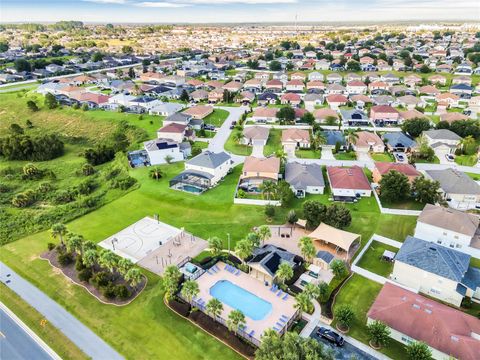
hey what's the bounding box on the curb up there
[0,302,62,360]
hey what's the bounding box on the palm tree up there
[82,240,96,253]
[245,232,260,248]
[275,149,287,164]
[345,129,358,148]
[311,131,327,151]
[303,283,320,300]
[206,298,223,322]
[125,268,142,290]
[256,225,271,246]
[82,249,98,269]
[99,250,117,273]
[227,309,246,335]
[294,292,313,318]
[149,167,164,181]
[275,262,294,285]
[233,131,244,145]
[235,239,253,264]
[298,236,316,263]
[259,180,276,200]
[163,265,181,300]
[181,280,200,304]
[207,237,223,258]
[117,258,133,277]
[66,234,83,255]
[51,223,67,246]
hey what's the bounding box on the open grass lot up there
[224,130,252,156]
[356,241,399,277]
[333,151,357,160]
[0,284,88,360]
[332,275,409,359]
[381,199,426,210]
[370,153,394,162]
[295,148,321,159]
[263,128,282,157]
[203,109,229,127]
[455,154,478,167]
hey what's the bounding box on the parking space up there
[310,327,377,360]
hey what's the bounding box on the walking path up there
[0,262,124,360]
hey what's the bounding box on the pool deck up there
[194,261,297,343]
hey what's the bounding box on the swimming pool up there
[182,185,203,193]
[209,280,272,320]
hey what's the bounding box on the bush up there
[90,271,110,288]
[0,133,64,161]
[47,242,56,251]
[57,252,73,266]
[0,183,10,193]
[104,168,121,180]
[100,284,116,299]
[75,256,86,272]
[77,178,97,195]
[78,268,93,282]
[11,190,36,208]
[265,204,275,218]
[110,176,137,190]
[84,145,115,166]
[82,163,95,176]
[237,189,246,198]
[115,284,131,300]
[37,182,54,194]
[53,189,76,204]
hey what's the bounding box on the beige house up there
[281,128,310,153]
[353,131,385,153]
[241,156,280,182]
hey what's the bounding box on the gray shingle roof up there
[425,168,480,195]
[395,236,470,282]
[382,132,417,148]
[247,244,296,277]
[322,130,345,146]
[285,162,325,190]
[423,129,462,141]
[186,150,231,169]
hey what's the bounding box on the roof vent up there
[429,247,437,251]
[424,309,432,314]
[451,336,459,342]
[412,304,420,309]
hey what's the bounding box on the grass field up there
[455,154,478,167]
[370,153,394,162]
[263,128,282,157]
[0,284,88,360]
[203,109,229,127]
[356,241,399,277]
[224,130,252,156]
[295,148,321,159]
[381,199,426,211]
[332,275,409,359]
[334,151,357,160]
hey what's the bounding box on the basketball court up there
[99,216,208,274]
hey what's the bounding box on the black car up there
[317,327,345,346]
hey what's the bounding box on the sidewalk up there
[0,261,123,360]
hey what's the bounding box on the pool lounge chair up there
[213,265,219,272]
[280,315,289,320]
[248,330,255,337]
[276,322,283,328]
[278,318,286,323]
[273,326,280,332]
[235,269,241,276]
[224,264,229,270]
[270,284,277,292]
[282,293,288,300]
[276,290,283,297]
[210,267,217,273]
[206,269,213,275]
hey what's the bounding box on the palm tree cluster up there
[50,223,143,300]
[234,225,272,265]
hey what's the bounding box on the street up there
[310,327,378,360]
[0,308,55,360]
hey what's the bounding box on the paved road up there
[0,307,57,360]
[0,262,123,360]
[310,328,378,360]
[209,106,248,165]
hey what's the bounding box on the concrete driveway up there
[251,144,264,158]
[356,151,371,162]
[321,148,335,160]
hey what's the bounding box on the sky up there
[1,0,479,24]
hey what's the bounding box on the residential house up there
[396,95,425,110]
[326,94,348,110]
[370,105,400,125]
[169,151,233,193]
[157,123,192,143]
[144,138,186,165]
[183,105,213,120]
[391,236,480,307]
[285,162,325,198]
[239,156,281,192]
[322,130,345,150]
[163,112,193,127]
[425,168,480,208]
[307,72,324,82]
[382,132,418,153]
[257,92,278,106]
[340,109,370,126]
[281,128,310,152]
[326,73,342,84]
[281,92,302,106]
[247,245,300,285]
[285,80,304,93]
[367,282,480,360]
[306,81,326,92]
[242,126,269,146]
[265,80,284,93]
[439,112,469,124]
[326,166,372,200]
[372,162,420,183]
[208,88,225,103]
[314,108,339,123]
[149,102,184,117]
[190,89,209,102]
[353,131,385,153]
[251,107,278,123]
[346,80,367,95]
[304,93,323,111]
[415,204,480,257]
[423,129,461,157]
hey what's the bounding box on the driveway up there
[310,328,377,360]
[356,151,372,162]
[251,144,265,158]
[321,148,335,160]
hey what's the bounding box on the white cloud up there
[82,0,128,4]
[137,1,191,7]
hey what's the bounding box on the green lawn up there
[263,128,282,157]
[192,141,209,150]
[381,199,426,211]
[455,154,478,167]
[203,109,229,127]
[413,156,440,164]
[224,130,252,156]
[356,241,399,277]
[465,172,480,181]
[334,151,357,161]
[332,275,409,359]
[295,148,321,159]
[0,284,88,360]
[370,153,394,162]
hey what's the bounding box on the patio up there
[193,261,298,345]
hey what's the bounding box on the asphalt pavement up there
[0,308,55,360]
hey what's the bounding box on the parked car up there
[204,124,216,131]
[445,154,455,162]
[395,153,405,162]
[317,327,345,347]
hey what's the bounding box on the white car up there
[445,154,455,162]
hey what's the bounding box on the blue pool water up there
[209,280,272,320]
[182,185,203,193]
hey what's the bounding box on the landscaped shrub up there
[78,268,93,282]
[75,256,86,272]
[81,163,95,176]
[115,284,131,300]
[11,190,36,208]
[100,284,116,299]
[90,271,110,288]
[57,252,73,266]
[47,242,56,251]
[77,178,97,195]
[104,168,121,180]
[0,133,64,161]
[109,176,137,190]
[265,204,275,218]
[36,182,54,194]
[84,145,115,166]
[53,189,76,204]
[0,183,10,193]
